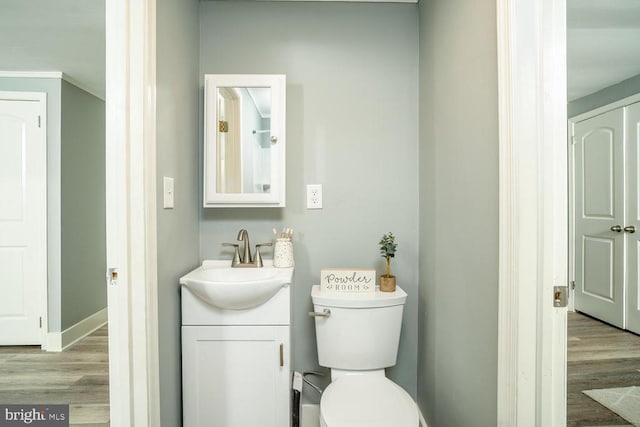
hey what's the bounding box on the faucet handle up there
[222,243,241,266]
[254,243,273,268]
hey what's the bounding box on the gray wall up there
[569,72,640,118]
[199,2,419,399]
[156,0,200,425]
[418,0,499,426]
[60,80,106,330]
[0,77,105,332]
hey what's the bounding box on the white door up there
[626,102,640,334]
[573,108,625,328]
[0,94,46,345]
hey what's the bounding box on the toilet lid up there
[320,376,418,427]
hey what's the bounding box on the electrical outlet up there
[306,184,322,209]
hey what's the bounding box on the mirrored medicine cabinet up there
[203,74,286,207]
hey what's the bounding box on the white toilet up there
[311,285,419,427]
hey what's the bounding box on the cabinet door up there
[573,108,625,328]
[182,325,290,427]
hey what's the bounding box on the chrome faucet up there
[222,229,272,268]
[237,229,252,265]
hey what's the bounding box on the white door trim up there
[105,0,160,425]
[0,90,48,348]
[497,0,568,425]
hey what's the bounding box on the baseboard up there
[44,308,107,352]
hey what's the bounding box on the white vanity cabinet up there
[181,284,291,427]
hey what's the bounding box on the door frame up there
[496,0,568,425]
[0,90,48,348]
[111,0,569,424]
[105,0,160,424]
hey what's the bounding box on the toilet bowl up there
[311,285,418,426]
[320,375,417,427]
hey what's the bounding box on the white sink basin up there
[180,260,294,310]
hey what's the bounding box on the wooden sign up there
[320,269,376,293]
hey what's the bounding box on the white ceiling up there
[567,0,640,101]
[0,1,637,103]
[0,0,105,98]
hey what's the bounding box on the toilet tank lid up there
[311,285,407,308]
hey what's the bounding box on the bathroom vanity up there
[180,261,293,427]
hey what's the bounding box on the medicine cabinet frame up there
[203,74,286,207]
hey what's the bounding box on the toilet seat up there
[319,375,418,427]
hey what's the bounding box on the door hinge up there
[39,317,42,328]
[571,280,576,290]
[37,115,41,128]
[553,285,568,308]
[219,120,229,133]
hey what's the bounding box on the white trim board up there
[0,71,105,101]
[44,308,107,352]
[105,0,160,424]
[0,71,63,79]
[497,0,568,424]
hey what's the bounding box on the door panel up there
[582,236,615,301]
[0,97,46,344]
[582,128,615,217]
[574,108,625,328]
[626,102,640,334]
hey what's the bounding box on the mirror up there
[204,74,286,207]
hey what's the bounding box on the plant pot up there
[380,275,396,292]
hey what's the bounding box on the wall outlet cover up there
[306,184,322,209]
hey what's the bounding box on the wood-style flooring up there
[1,315,637,426]
[0,325,109,426]
[568,311,640,427]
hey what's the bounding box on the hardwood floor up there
[0,325,109,426]
[568,311,640,427]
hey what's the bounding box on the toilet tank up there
[311,285,407,371]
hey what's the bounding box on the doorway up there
[570,98,640,334]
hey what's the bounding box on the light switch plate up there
[163,176,174,209]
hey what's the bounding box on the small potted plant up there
[379,232,397,292]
